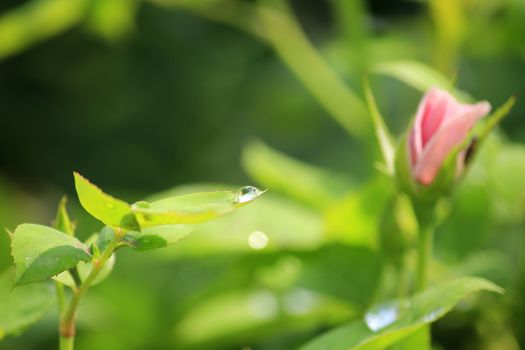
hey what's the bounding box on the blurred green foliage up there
[1,0,525,349]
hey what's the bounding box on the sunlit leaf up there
[242,141,353,209]
[299,277,502,350]
[0,268,54,339]
[131,187,263,228]
[74,172,139,231]
[10,224,92,286]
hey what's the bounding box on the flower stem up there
[59,335,75,350]
[59,232,120,350]
[54,281,66,314]
[415,223,434,292]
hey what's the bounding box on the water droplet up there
[104,202,115,209]
[248,230,268,250]
[422,307,445,323]
[365,301,399,332]
[24,257,32,267]
[131,201,150,211]
[283,288,317,316]
[249,290,278,320]
[236,186,264,204]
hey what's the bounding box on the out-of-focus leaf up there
[124,225,194,251]
[131,186,263,228]
[380,194,417,269]
[254,0,369,137]
[74,172,139,231]
[298,244,382,309]
[299,277,502,350]
[487,141,525,221]
[0,268,54,339]
[53,233,115,287]
[0,0,89,58]
[435,175,491,259]
[242,141,353,209]
[372,60,470,101]
[173,287,355,348]
[325,178,393,247]
[429,0,465,74]
[10,224,92,286]
[86,0,138,40]
[364,79,395,175]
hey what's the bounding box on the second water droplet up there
[365,301,399,332]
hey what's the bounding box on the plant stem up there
[54,281,66,315]
[59,335,75,350]
[415,223,434,292]
[59,233,119,350]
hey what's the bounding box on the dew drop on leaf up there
[365,301,399,332]
[236,186,264,204]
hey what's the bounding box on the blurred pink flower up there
[408,88,491,185]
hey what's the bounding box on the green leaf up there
[476,96,515,143]
[53,233,115,287]
[298,245,383,309]
[372,60,470,101]
[0,268,54,339]
[173,287,355,348]
[10,224,92,286]
[363,78,395,175]
[387,327,431,350]
[325,177,393,247]
[124,225,194,251]
[242,141,353,209]
[131,187,263,228]
[53,196,75,236]
[73,172,139,230]
[299,277,502,350]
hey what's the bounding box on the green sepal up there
[52,196,75,236]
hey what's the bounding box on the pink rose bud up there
[408,88,491,185]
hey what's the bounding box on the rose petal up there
[420,90,450,146]
[413,101,491,185]
[411,88,457,163]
